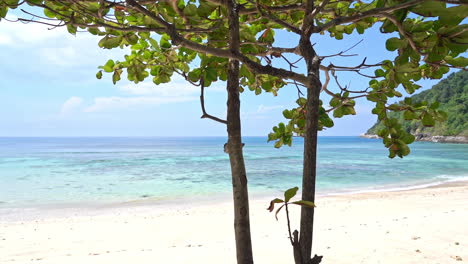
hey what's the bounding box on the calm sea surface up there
[0,137,467,208]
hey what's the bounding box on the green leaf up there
[402,134,415,144]
[284,187,298,202]
[112,70,121,84]
[439,6,468,26]
[153,74,171,84]
[274,140,282,148]
[67,24,77,35]
[444,57,468,68]
[149,38,159,49]
[296,97,307,106]
[88,28,100,35]
[204,67,217,82]
[320,115,334,128]
[403,110,416,120]
[283,109,293,119]
[386,38,405,51]
[102,59,115,72]
[184,4,197,16]
[291,200,315,208]
[126,34,139,45]
[188,68,201,82]
[329,97,340,107]
[375,69,385,77]
[0,7,8,19]
[160,34,171,49]
[96,70,103,79]
[411,1,446,17]
[267,198,284,212]
[43,8,55,18]
[98,36,123,49]
[422,113,435,127]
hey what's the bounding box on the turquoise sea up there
[0,137,467,208]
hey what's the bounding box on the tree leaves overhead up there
[367,70,468,142]
[0,0,466,158]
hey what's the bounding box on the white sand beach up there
[1,182,467,264]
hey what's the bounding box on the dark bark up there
[298,68,321,264]
[294,28,323,264]
[226,1,254,264]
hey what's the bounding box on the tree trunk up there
[295,33,323,264]
[298,78,322,264]
[226,1,254,264]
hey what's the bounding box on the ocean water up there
[0,137,467,208]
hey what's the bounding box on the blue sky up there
[0,13,446,137]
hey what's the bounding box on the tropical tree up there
[1,0,466,264]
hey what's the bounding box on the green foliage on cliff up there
[367,70,468,136]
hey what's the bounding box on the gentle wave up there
[322,174,468,196]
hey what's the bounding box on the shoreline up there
[1,180,467,263]
[2,178,468,221]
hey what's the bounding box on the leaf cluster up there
[368,70,468,139]
[268,97,334,148]
[267,187,315,221]
[1,0,467,158]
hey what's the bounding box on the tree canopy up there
[367,70,468,137]
[1,0,467,263]
[2,0,466,159]
[1,1,466,158]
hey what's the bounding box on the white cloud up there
[0,34,12,45]
[0,15,67,45]
[83,96,197,113]
[241,104,284,120]
[40,47,78,66]
[120,81,199,97]
[60,96,83,116]
[0,14,121,68]
[120,76,225,97]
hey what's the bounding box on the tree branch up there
[200,78,227,124]
[320,66,340,98]
[301,0,316,35]
[248,0,302,34]
[125,0,308,84]
[306,0,330,27]
[381,14,421,56]
[319,39,362,59]
[204,0,305,15]
[313,0,426,33]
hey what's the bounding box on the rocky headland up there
[361,133,468,144]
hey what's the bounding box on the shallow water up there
[0,137,467,207]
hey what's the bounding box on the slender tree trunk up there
[295,33,323,264]
[226,1,254,264]
[299,77,321,264]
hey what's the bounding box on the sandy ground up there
[1,182,467,264]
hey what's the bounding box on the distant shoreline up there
[360,133,468,144]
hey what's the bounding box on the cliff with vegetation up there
[364,71,468,143]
